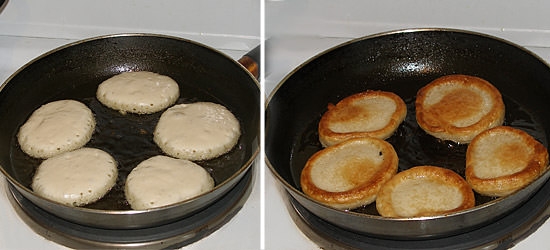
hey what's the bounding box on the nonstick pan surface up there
[266,28,550,239]
[0,34,260,229]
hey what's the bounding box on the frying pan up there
[266,28,550,239]
[0,34,260,229]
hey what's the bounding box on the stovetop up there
[0,34,260,250]
[3,1,550,249]
[264,35,550,250]
[0,1,260,247]
[6,166,256,249]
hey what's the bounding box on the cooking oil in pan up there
[289,94,547,215]
[9,92,248,211]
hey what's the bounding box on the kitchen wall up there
[266,0,550,47]
[0,0,260,51]
[0,0,260,86]
[3,0,550,72]
[3,0,550,67]
[264,0,550,94]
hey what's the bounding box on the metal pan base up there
[285,178,550,250]
[6,167,254,249]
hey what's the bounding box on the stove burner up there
[6,167,255,249]
[285,178,550,250]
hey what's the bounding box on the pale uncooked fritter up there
[17,99,95,159]
[153,102,241,161]
[96,71,180,114]
[31,147,118,207]
[125,155,215,210]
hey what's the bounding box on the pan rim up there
[265,27,550,223]
[0,33,260,215]
[266,158,550,222]
[266,27,550,104]
[1,33,261,92]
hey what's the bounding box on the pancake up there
[318,90,407,147]
[31,147,118,207]
[125,155,215,210]
[17,99,95,159]
[376,166,475,218]
[465,126,549,197]
[415,74,505,143]
[96,71,180,114]
[153,102,241,161]
[300,137,399,210]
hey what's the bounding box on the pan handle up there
[238,44,261,80]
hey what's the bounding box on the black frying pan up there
[266,28,550,239]
[0,34,260,229]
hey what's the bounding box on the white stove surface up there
[0,1,260,249]
[0,35,261,250]
[264,1,550,248]
[2,1,550,249]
